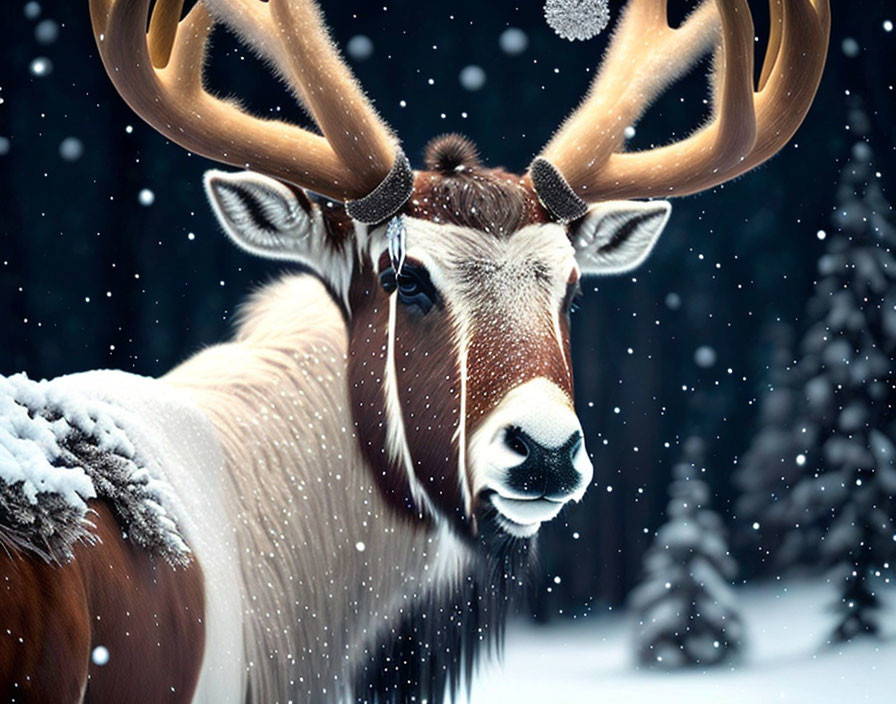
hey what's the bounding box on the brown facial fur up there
[347,261,467,529]
[405,168,549,237]
[465,308,573,434]
[0,502,205,703]
[347,270,418,518]
[346,144,576,532]
[393,295,466,528]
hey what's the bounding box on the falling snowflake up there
[345,34,373,61]
[138,188,155,206]
[499,27,529,55]
[92,646,110,666]
[841,37,860,57]
[59,137,84,162]
[694,345,717,368]
[544,0,610,42]
[29,57,52,77]
[23,2,41,21]
[35,18,59,45]
[459,65,487,91]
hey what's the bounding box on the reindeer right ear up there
[203,170,318,262]
[571,200,671,276]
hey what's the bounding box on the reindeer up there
[0,0,829,702]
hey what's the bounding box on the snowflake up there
[544,0,610,42]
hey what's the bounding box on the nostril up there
[500,427,585,501]
[504,426,530,459]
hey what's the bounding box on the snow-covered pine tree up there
[782,126,896,642]
[631,436,743,667]
[734,323,803,570]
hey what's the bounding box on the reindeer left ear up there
[203,169,317,262]
[571,200,671,275]
[204,169,356,304]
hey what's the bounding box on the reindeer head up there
[91,0,830,541]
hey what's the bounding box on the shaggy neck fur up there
[165,274,529,703]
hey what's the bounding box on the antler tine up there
[591,0,828,199]
[205,0,397,189]
[162,1,227,96]
[199,1,307,102]
[271,0,396,187]
[90,0,406,210]
[147,0,185,68]
[539,0,721,194]
[757,0,784,91]
[589,0,759,194]
[532,0,830,213]
[743,0,831,169]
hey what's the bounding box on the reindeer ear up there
[203,169,317,262]
[572,200,671,275]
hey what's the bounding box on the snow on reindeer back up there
[0,372,190,567]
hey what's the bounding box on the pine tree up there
[734,323,803,570]
[781,126,896,641]
[631,437,743,667]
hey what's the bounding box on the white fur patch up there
[425,525,471,586]
[44,370,247,702]
[454,322,473,517]
[383,293,437,520]
[468,377,592,508]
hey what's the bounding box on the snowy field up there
[471,581,895,703]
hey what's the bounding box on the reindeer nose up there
[502,426,584,501]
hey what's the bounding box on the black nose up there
[502,427,583,500]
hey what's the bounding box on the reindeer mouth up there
[489,494,565,538]
[494,514,540,539]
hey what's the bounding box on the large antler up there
[89,0,412,222]
[530,0,831,222]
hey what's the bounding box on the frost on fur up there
[0,373,190,566]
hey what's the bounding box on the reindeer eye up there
[380,268,397,294]
[397,272,420,296]
[379,265,438,315]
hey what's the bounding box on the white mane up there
[163,273,471,702]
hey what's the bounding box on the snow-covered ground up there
[471,580,895,703]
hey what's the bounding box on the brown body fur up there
[0,503,205,703]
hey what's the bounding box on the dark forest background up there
[1,0,894,618]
